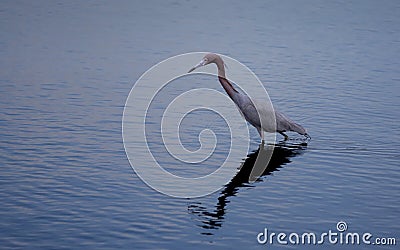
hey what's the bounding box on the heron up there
[188,53,310,142]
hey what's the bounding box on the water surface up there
[0,1,399,249]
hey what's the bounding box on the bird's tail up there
[289,121,308,136]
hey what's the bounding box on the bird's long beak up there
[188,59,206,73]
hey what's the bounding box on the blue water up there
[1,1,399,249]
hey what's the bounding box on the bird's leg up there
[261,131,265,144]
[258,128,265,144]
[279,131,289,141]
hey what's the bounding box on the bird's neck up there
[214,56,226,78]
[218,76,239,100]
[214,56,239,99]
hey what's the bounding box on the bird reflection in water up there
[188,141,307,234]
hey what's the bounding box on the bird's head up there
[188,53,221,73]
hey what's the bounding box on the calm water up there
[1,1,399,249]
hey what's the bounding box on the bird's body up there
[189,53,310,141]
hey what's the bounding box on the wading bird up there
[188,53,310,142]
